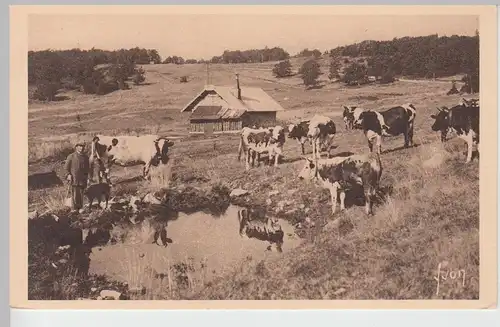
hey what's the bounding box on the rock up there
[230,188,249,197]
[58,259,68,264]
[285,209,298,215]
[64,197,73,208]
[56,245,71,253]
[333,287,346,296]
[305,208,310,213]
[96,296,103,300]
[268,190,279,196]
[287,189,297,196]
[99,290,121,300]
[28,210,38,219]
[91,287,98,292]
[299,204,305,210]
[266,199,272,206]
[143,193,162,204]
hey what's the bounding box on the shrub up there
[379,70,396,84]
[31,82,61,101]
[180,76,188,83]
[272,60,293,78]
[298,59,321,87]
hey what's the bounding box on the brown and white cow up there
[237,126,286,170]
[298,153,382,215]
[351,103,417,155]
[306,115,337,160]
[237,207,284,252]
[94,134,174,181]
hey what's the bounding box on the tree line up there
[329,33,479,79]
[272,33,479,92]
[28,47,160,101]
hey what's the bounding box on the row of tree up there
[329,33,479,79]
[28,47,152,101]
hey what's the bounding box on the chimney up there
[236,73,242,100]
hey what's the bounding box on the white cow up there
[96,134,174,180]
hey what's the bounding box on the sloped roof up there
[181,85,285,113]
[190,105,224,120]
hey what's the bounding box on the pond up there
[88,205,302,297]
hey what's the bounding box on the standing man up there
[65,142,90,213]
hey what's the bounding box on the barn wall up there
[243,112,277,128]
[221,119,242,132]
[190,119,240,134]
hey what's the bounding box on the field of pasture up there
[28,59,479,300]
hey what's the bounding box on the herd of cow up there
[236,97,479,216]
[88,97,479,218]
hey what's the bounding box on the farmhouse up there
[180,74,285,134]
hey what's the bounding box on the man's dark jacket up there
[65,151,90,187]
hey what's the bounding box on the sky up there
[28,14,479,60]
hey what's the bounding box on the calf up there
[237,207,284,252]
[352,103,417,155]
[287,120,311,155]
[306,115,337,159]
[298,153,382,215]
[84,182,111,212]
[430,104,480,163]
[237,126,286,170]
[342,106,356,130]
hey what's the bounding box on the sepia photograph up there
[10,5,497,309]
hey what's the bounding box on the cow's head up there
[101,138,119,165]
[350,108,365,128]
[342,105,356,118]
[430,107,451,132]
[155,138,174,164]
[298,157,318,181]
[270,126,285,144]
[287,124,298,138]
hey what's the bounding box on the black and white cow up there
[430,103,480,163]
[287,120,311,155]
[237,126,286,170]
[306,115,337,160]
[298,153,382,216]
[351,103,417,155]
[237,207,284,252]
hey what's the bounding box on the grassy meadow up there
[28,57,479,300]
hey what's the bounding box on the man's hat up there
[75,142,85,147]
